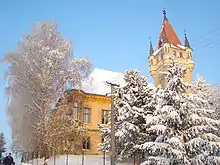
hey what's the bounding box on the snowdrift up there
[22,155,133,165]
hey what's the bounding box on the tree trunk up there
[134,151,141,165]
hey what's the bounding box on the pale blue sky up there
[1,0,220,153]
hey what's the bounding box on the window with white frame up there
[102,109,109,124]
[83,107,91,123]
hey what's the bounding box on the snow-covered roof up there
[152,47,163,56]
[82,68,125,95]
[177,44,187,50]
[170,44,186,50]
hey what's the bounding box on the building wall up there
[82,94,111,155]
[149,43,194,87]
[54,90,111,155]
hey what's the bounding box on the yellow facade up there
[83,93,111,155]
[149,43,194,88]
[68,89,111,155]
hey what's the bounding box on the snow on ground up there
[21,155,133,165]
[82,68,125,95]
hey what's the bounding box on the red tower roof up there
[157,10,182,48]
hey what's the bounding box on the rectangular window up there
[83,137,91,150]
[83,107,91,123]
[73,102,78,120]
[102,110,109,124]
[179,52,183,58]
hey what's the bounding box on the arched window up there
[151,59,153,65]
[83,137,91,149]
[161,53,163,60]
[188,52,192,58]
[166,47,169,53]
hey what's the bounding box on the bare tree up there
[43,92,86,157]
[3,22,92,155]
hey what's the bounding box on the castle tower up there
[148,9,194,88]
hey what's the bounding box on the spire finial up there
[149,39,154,56]
[163,8,168,20]
[184,29,187,37]
[184,30,192,49]
[163,8,166,16]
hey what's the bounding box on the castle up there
[149,9,194,88]
[55,10,194,155]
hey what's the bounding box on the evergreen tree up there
[191,76,220,120]
[0,132,6,159]
[99,69,157,160]
[211,86,220,119]
[190,76,213,109]
[138,60,220,165]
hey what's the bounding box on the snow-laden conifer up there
[99,69,157,160]
[139,59,220,165]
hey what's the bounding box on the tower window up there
[173,51,176,56]
[188,52,192,58]
[151,59,153,65]
[165,47,169,53]
[161,53,163,60]
[179,52,183,58]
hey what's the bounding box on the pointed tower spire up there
[157,9,182,48]
[149,40,154,55]
[184,32,191,49]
